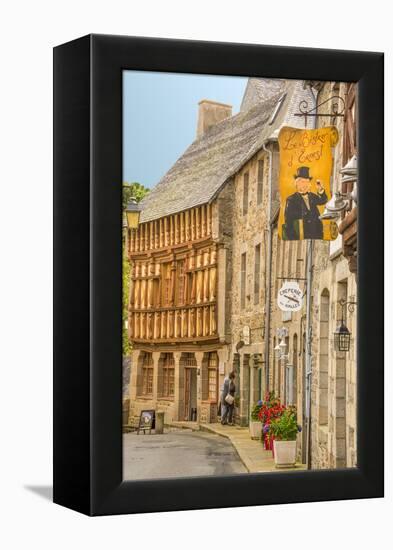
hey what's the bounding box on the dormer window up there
[269,93,286,125]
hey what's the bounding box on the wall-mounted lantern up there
[319,155,358,221]
[274,328,289,361]
[334,299,357,352]
[125,198,141,229]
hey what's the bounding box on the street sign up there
[277,281,303,312]
[137,409,155,435]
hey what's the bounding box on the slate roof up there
[240,78,286,112]
[139,79,314,223]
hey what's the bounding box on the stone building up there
[267,80,358,468]
[125,76,358,468]
[226,80,314,426]
[125,81,297,425]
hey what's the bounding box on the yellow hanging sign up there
[278,126,339,240]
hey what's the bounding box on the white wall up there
[1,1,390,549]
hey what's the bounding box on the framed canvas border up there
[53,34,384,516]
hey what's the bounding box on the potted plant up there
[258,392,285,451]
[249,401,263,439]
[269,409,302,467]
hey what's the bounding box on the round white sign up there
[277,281,303,312]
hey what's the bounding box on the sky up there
[123,71,248,188]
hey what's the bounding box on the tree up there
[122,181,149,356]
[122,181,150,209]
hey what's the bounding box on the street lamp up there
[334,299,357,352]
[319,155,358,221]
[125,198,141,229]
[334,323,351,352]
[279,338,287,354]
[319,192,351,220]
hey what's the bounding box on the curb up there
[199,424,252,472]
[165,421,200,431]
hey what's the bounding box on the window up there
[241,252,246,309]
[142,353,154,395]
[162,353,175,397]
[343,83,357,165]
[161,262,172,306]
[175,260,186,305]
[243,172,249,215]
[257,160,264,205]
[207,352,218,401]
[269,93,286,125]
[254,243,261,305]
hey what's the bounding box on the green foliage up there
[269,409,299,441]
[122,181,150,209]
[122,246,132,356]
[251,403,262,421]
[122,181,149,356]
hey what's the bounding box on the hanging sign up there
[278,126,339,241]
[277,281,303,312]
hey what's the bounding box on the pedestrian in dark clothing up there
[221,371,236,426]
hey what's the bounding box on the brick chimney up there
[196,99,232,138]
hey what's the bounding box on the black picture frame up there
[53,34,384,516]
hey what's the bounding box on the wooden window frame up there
[162,353,175,398]
[161,262,171,307]
[207,352,218,401]
[175,259,185,306]
[141,354,154,396]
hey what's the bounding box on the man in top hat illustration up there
[283,166,328,240]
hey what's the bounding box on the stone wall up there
[228,150,271,425]
[267,81,358,468]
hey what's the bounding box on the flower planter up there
[273,440,297,467]
[249,421,262,440]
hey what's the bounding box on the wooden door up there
[184,368,197,420]
[184,368,191,420]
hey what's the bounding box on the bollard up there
[155,411,164,434]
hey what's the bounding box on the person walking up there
[221,371,236,426]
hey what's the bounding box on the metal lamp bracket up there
[294,95,345,126]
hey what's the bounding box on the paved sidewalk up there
[201,423,306,473]
[167,420,306,473]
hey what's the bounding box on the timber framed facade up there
[126,202,227,424]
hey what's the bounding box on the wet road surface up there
[123,429,246,480]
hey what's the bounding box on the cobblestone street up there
[123,429,246,480]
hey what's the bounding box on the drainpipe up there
[304,85,319,469]
[262,141,273,396]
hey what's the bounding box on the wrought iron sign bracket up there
[294,95,345,126]
[339,299,357,315]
